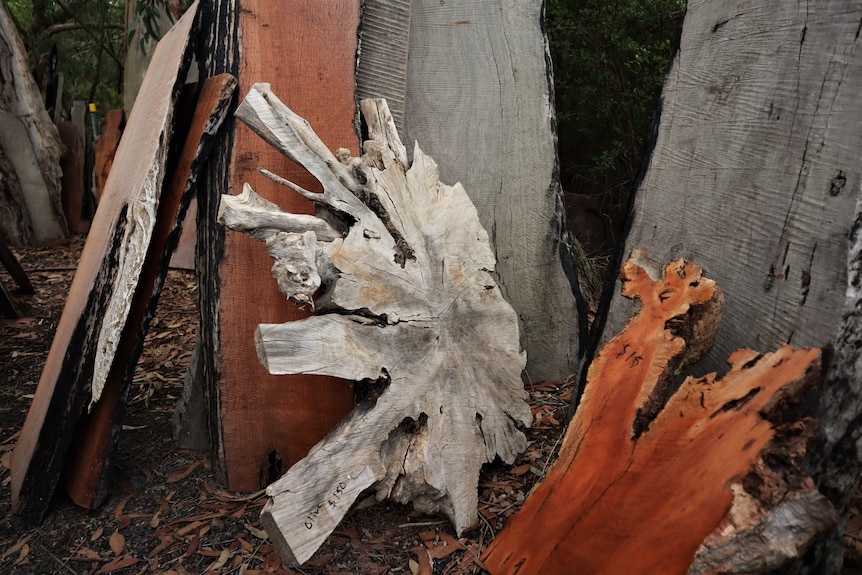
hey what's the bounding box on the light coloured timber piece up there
[602,1,862,373]
[483,252,834,575]
[403,0,580,382]
[220,86,531,565]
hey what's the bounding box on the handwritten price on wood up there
[304,481,348,529]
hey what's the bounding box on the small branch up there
[46,22,124,36]
[218,183,341,242]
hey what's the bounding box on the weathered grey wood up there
[602,1,862,372]
[593,2,862,573]
[403,0,581,382]
[356,0,410,136]
[0,0,67,246]
[220,86,531,565]
[777,194,862,574]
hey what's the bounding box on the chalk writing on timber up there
[304,480,349,529]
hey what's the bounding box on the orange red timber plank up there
[215,0,359,490]
[483,252,828,575]
[61,74,236,509]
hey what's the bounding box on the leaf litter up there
[3,235,856,573]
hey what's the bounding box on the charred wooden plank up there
[10,2,200,522]
[61,74,236,510]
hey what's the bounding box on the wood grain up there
[484,253,833,574]
[602,1,862,373]
[403,0,580,381]
[215,0,359,491]
[221,92,530,564]
[10,2,199,522]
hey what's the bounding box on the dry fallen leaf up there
[208,548,232,571]
[76,546,101,560]
[96,554,139,574]
[410,545,433,575]
[244,522,268,540]
[109,530,125,556]
[13,543,30,566]
[90,526,104,542]
[165,460,202,483]
[1,534,31,559]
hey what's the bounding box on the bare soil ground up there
[0,235,575,575]
[1,236,861,575]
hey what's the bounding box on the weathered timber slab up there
[789,192,862,574]
[483,252,835,575]
[601,1,862,374]
[402,0,580,382]
[220,89,531,565]
[61,74,236,510]
[199,0,359,491]
[10,2,199,522]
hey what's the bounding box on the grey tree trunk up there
[0,0,67,246]
[595,1,862,572]
[398,0,582,382]
[123,0,177,114]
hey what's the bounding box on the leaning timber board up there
[402,0,580,382]
[62,75,236,510]
[10,2,199,522]
[212,0,358,490]
[600,1,862,373]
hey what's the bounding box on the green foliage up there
[546,0,686,206]
[127,0,192,56]
[7,0,126,113]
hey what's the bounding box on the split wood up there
[483,251,837,575]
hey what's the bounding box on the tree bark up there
[0,0,67,246]
[220,88,530,566]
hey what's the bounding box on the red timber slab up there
[483,253,828,575]
[216,0,359,490]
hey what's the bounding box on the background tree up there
[546,0,685,262]
[6,0,125,115]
